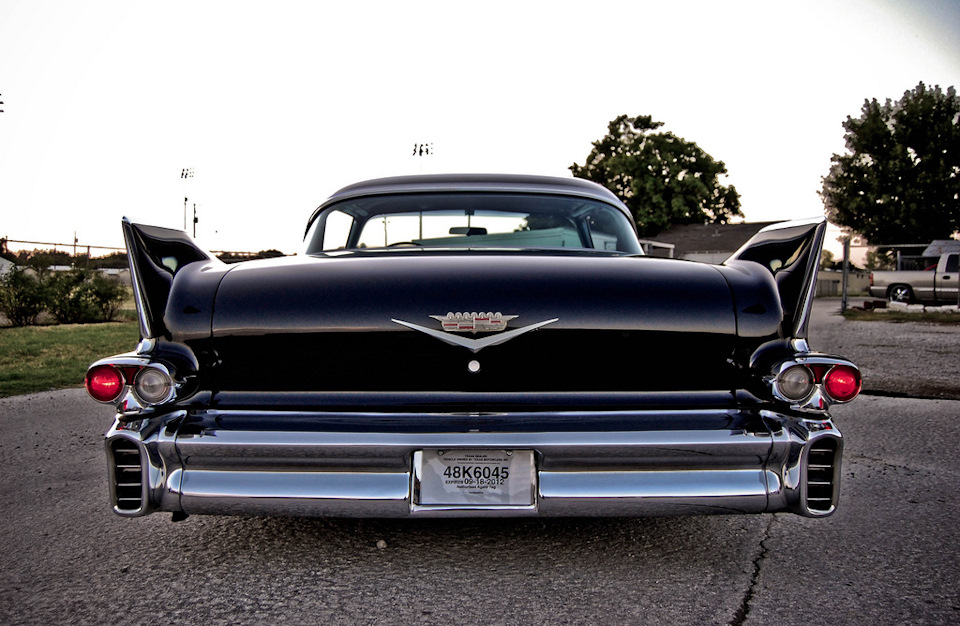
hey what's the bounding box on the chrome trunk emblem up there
[391,314,558,353]
[429,312,518,334]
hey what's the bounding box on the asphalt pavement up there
[0,299,957,625]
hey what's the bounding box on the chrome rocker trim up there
[106,407,842,519]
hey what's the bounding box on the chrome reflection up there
[102,406,843,520]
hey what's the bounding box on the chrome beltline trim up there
[121,218,153,340]
[792,218,827,339]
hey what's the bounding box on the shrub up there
[88,272,127,321]
[0,267,126,326]
[46,269,126,324]
[0,268,48,326]
[46,270,97,323]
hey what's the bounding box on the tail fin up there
[122,219,216,339]
[724,217,826,340]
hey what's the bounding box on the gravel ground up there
[808,297,960,400]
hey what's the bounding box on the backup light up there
[85,365,125,403]
[134,366,174,405]
[777,364,814,401]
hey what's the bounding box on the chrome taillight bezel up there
[768,356,862,413]
[85,355,180,416]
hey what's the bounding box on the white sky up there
[1,0,958,255]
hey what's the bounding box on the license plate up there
[416,449,535,506]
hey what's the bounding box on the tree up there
[570,115,742,236]
[820,249,836,270]
[864,250,896,272]
[821,82,960,245]
[91,251,129,269]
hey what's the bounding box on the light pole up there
[412,144,432,237]
[181,168,194,230]
[412,142,433,173]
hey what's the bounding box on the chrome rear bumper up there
[105,407,842,519]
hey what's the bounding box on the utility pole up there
[841,237,850,314]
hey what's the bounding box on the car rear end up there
[86,177,861,521]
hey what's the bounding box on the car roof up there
[318,174,632,221]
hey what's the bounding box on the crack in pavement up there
[729,516,775,626]
[844,452,930,473]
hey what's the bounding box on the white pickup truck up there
[869,252,959,304]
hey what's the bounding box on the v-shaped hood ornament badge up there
[391,317,559,353]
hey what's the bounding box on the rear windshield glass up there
[304,193,642,255]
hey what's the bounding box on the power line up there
[2,238,125,253]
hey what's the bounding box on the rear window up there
[304,193,642,255]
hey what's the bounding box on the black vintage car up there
[85,174,861,520]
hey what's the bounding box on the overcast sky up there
[1,0,958,255]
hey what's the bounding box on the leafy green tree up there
[864,250,896,272]
[91,251,129,269]
[9,249,73,277]
[570,114,742,236]
[820,249,836,270]
[821,82,960,244]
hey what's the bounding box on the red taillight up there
[823,365,862,402]
[85,365,125,403]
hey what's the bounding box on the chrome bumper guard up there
[105,408,842,519]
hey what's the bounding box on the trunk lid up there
[205,252,752,393]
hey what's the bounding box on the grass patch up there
[842,309,960,324]
[0,321,140,397]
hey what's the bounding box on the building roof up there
[922,240,960,257]
[648,222,778,257]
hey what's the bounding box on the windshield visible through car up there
[304,193,642,254]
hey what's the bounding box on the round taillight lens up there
[777,365,814,401]
[85,365,125,403]
[823,365,862,402]
[134,367,173,405]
